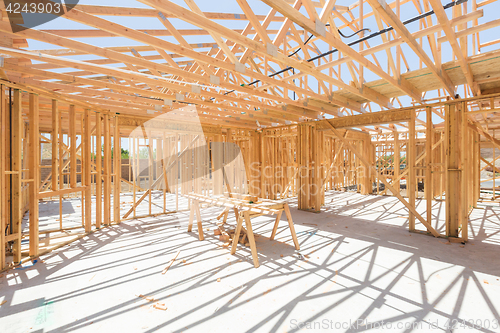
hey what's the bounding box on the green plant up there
[91,145,129,159]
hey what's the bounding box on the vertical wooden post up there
[114,116,121,223]
[260,132,266,198]
[175,134,179,211]
[84,109,91,232]
[11,89,22,263]
[312,126,323,212]
[408,110,416,231]
[394,129,400,195]
[80,114,84,223]
[0,85,5,269]
[270,132,276,199]
[304,125,310,209]
[103,114,110,225]
[460,102,468,241]
[69,105,76,188]
[58,104,63,228]
[297,125,304,209]
[28,94,39,257]
[297,124,314,211]
[161,134,167,212]
[440,130,445,200]
[147,131,153,215]
[493,141,496,200]
[156,137,163,189]
[95,112,102,228]
[473,131,480,205]
[156,136,164,211]
[445,103,461,237]
[249,131,260,197]
[213,132,223,195]
[426,107,433,228]
[132,135,137,217]
[51,100,58,191]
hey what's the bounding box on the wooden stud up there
[84,109,92,232]
[426,107,433,228]
[103,114,111,225]
[408,110,416,231]
[58,101,63,228]
[28,94,40,257]
[11,89,22,263]
[0,85,5,269]
[445,103,460,237]
[113,116,121,223]
[460,102,468,241]
[51,100,59,191]
[69,105,76,188]
[194,200,204,240]
[95,112,102,228]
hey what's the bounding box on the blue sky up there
[23,0,500,153]
[20,0,500,115]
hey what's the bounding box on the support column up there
[103,114,111,225]
[473,131,480,205]
[51,100,58,191]
[297,124,310,210]
[28,94,39,256]
[426,107,433,229]
[58,107,63,226]
[312,126,323,211]
[0,85,5,269]
[297,124,322,212]
[84,109,91,232]
[11,89,22,263]
[69,105,76,188]
[212,132,223,195]
[408,110,416,231]
[394,129,400,195]
[249,131,261,198]
[113,116,121,223]
[445,103,461,238]
[95,113,102,228]
[260,132,266,198]
[460,102,468,241]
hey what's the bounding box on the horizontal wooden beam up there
[75,4,285,21]
[39,186,87,199]
[40,28,279,38]
[316,108,412,130]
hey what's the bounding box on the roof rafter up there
[365,0,456,97]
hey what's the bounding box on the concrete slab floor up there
[1,191,500,333]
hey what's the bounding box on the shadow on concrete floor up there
[1,191,500,332]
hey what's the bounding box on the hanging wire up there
[337,28,372,39]
[216,0,468,99]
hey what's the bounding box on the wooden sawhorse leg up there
[231,210,259,268]
[270,210,283,240]
[216,207,230,224]
[188,199,204,240]
[230,208,242,255]
[243,211,259,268]
[284,203,300,250]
